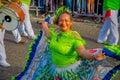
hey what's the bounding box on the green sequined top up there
[49,28,86,67]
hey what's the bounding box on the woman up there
[41,11,104,80]
[0,0,10,67]
[13,10,120,80]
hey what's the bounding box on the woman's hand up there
[95,53,105,60]
[42,22,48,28]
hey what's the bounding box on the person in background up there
[30,0,35,6]
[0,25,10,67]
[0,0,10,67]
[65,0,72,11]
[97,0,120,46]
[18,0,36,39]
[10,0,36,44]
[77,0,86,14]
[48,0,55,11]
[10,0,26,44]
[58,0,63,7]
[87,0,95,15]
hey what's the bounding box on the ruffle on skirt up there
[12,30,120,80]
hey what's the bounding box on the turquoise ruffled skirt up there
[13,30,120,80]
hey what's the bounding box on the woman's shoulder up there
[71,31,86,45]
[70,31,81,38]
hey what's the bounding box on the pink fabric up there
[89,49,97,53]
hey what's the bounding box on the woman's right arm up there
[42,22,50,39]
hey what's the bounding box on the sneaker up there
[0,61,10,67]
[81,10,85,14]
[87,13,92,16]
[16,40,25,44]
[97,41,109,45]
[21,33,28,37]
[92,12,97,16]
[28,35,36,40]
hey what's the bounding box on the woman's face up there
[58,13,72,32]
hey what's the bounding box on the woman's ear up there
[70,20,73,26]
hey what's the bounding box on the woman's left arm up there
[76,46,104,60]
[76,46,94,59]
[42,22,50,39]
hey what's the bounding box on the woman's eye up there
[65,20,69,22]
